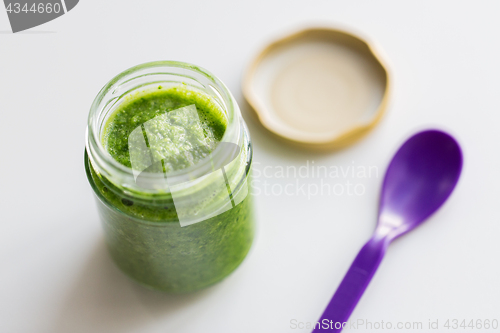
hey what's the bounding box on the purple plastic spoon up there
[313,130,463,332]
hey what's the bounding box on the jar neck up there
[85,61,242,198]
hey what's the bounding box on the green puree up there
[104,86,226,172]
[86,85,254,293]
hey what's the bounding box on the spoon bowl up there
[313,129,463,332]
[377,130,463,240]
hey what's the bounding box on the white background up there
[1,1,499,332]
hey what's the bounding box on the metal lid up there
[243,27,391,150]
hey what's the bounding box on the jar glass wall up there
[85,61,254,293]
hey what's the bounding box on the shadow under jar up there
[85,61,255,293]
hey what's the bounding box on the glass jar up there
[85,61,254,293]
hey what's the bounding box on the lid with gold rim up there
[243,27,390,150]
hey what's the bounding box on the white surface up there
[1,1,499,332]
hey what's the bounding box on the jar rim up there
[86,60,241,196]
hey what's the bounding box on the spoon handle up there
[312,236,388,332]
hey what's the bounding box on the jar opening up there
[86,61,242,197]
